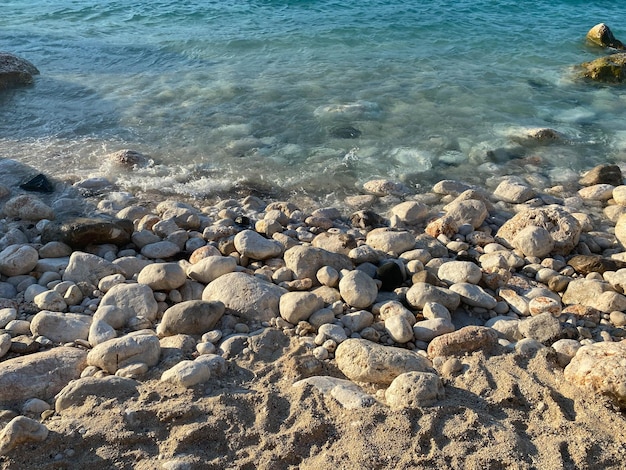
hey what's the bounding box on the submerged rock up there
[580,53,626,83]
[0,52,39,89]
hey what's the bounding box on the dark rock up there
[579,164,623,186]
[0,53,39,89]
[350,210,385,230]
[377,262,404,291]
[568,254,626,275]
[10,336,40,355]
[580,53,626,83]
[41,217,134,248]
[19,174,54,193]
[330,126,362,139]
[586,23,625,50]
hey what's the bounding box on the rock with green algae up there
[581,53,626,83]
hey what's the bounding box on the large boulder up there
[0,53,39,89]
[0,347,87,405]
[586,23,624,50]
[580,53,626,83]
[564,341,626,409]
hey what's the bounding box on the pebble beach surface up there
[2,147,626,468]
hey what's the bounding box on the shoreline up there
[1,153,626,467]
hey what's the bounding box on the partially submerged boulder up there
[0,52,39,89]
[580,53,626,83]
[586,23,624,50]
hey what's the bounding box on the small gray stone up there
[413,318,455,342]
[161,360,211,388]
[0,245,39,277]
[385,314,414,343]
[140,241,181,259]
[449,282,497,309]
[234,229,282,260]
[518,312,562,344]
[88,319,117,347]
[512,226,554,258]
[30,311,91,343]
[99,282,159,323]
[340,310,374,333]
[0,416,48,456]
[406,282,460,311]
[33,290,67,312]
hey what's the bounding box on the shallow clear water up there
[1,0,626,203]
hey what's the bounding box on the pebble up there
[137,262,187,291]
[338,270,378,309]
[161,360,211,388]
[437,260,483,285]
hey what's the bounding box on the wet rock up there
[564,341,626,409]
[19,173,54,193]
[107,149,151,168]
[330,126,362,139]
[157,300,225,337]
[586,23,624,50]
[363,179,410,197]
[0,52,39,89]
[580,52,626,83]
[335,338,434,385]
[385,371,444,409]
[41,217,133,248]
[202,272,286,322]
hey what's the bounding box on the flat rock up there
[449,282,497,309]
[140,240,181,259]
[293,376,375,409]
[0,347,87,405]
[335,338,434,385]
[564,341,626,409]
[202,272,287,322]
[157,300,225,337]
[518,312,562,344]
[41,217,133,248]
[427,326,498,358]
[30,311,91,343]
[55,375,139,413]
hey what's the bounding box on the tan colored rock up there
[385,371,444,409]
[0,416,48,456]
[427,326,498,358]
[564,340,626,409]
[335,338,434,385]
[496,206,581,255]
[586,23,624,49]
[0,347,87,405]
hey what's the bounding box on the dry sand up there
[3,331,625,470]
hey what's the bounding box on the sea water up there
[1,0,626,203]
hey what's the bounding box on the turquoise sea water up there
[1,0,626,202]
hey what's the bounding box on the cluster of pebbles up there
[2,154,626,454]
